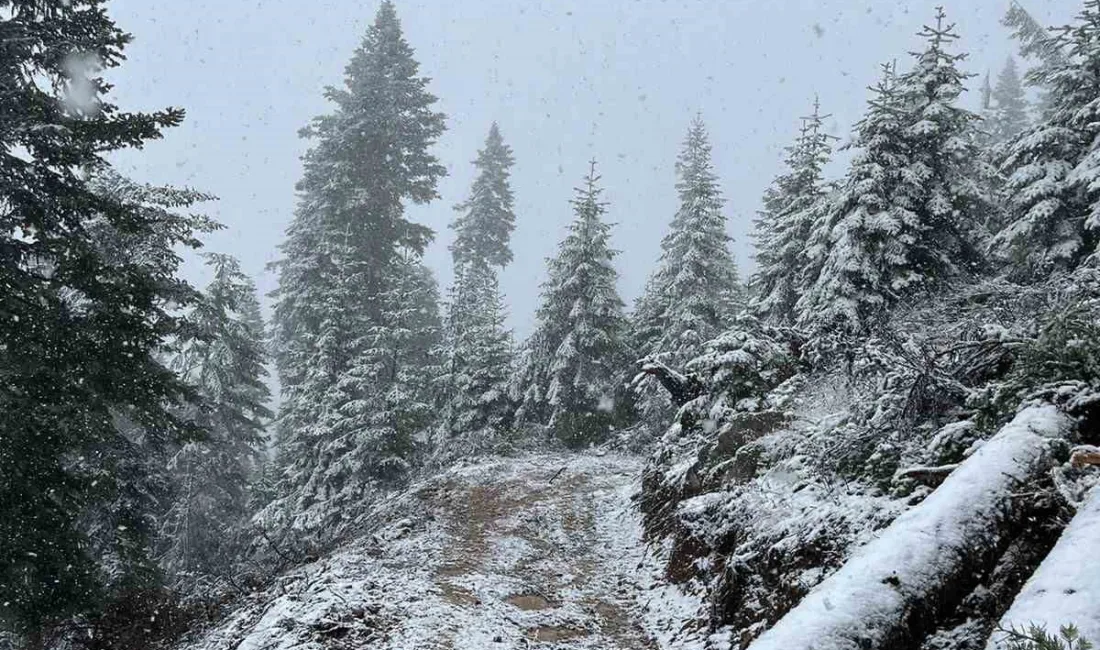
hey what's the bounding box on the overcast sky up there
[105,0,1080,337]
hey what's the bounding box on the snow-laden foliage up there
[0,6,211,627]
[752,98,836,327]
[267,256,443,541]
[994,2,1100,275]
[449,123,517,269]
[631,117,743,433]
[641,315,800,523]
[438,123,519,460]
[439,260,516,458]
[640,259,1100,648]
[158,254,271,594]
[798,11,992,344]
[517,162,630,447]
[268,0,447,540]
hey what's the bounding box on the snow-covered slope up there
[180,453,706,650]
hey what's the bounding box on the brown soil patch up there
[505,593,552,611]
[526,624,588,642]
[589,599,655,646]
[439,582,479,606]
[436,563,468,578]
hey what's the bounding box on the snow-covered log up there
[635,359,705,407]
[986,485,1100,649]
[745,404,1073,650]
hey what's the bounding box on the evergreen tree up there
[631,117,742,429]
[159,254,271,586]
[994,1,1100,276]
[796,63,906,339]
[632,117,741,363]
[751,98,836,325]
[798,10,990,339]
[0,1,212,635]
[1003,0,1071,119]
[286,254,443,528]
[439,123,518,457]
[986,57,1030,146]
[450,123,517,269]
[440,260,515,455]
[270,0,446,517]
[519,162,629,447]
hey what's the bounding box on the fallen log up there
[632,359,705,407]
[986,485,1100,649]
[745,404,1073,650]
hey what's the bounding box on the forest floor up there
[182,453,706,650]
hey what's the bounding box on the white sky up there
[104,0,1080,337]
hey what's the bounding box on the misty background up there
[104,0,1077,337]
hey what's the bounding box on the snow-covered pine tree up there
[799,10,989,341]
[994,1,1100,276]
[159,254,271,587]
[269,0,446,518]
[288,253,443,529]
[896,9,991,270]
[1003,0,1072,120]
[751,98,836,326]
[519,162,629,447]
[795,63,907,341]
[440,260,515,455]
[450,123,517,269]
[630,117,742,429]
[987,57,1030,145]
[438,123,518,458]
[0,2,211,638]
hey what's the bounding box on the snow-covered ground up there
[179,453,707,650]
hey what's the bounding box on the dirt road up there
[185,453,703,650]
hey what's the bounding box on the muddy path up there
[426,456,655,649]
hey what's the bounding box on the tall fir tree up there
[751,98,836,325]
[159,254,271,586]
[269,0,446,523]
[632,117,741,362]
[0,1,212,636]
[798,10,990,339]
[439,123,518,457]
[518,162,629,447]
[985,57,1030,147]
[631,117,742,429]
[450,123,517,269]
[993,1,1100,276]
